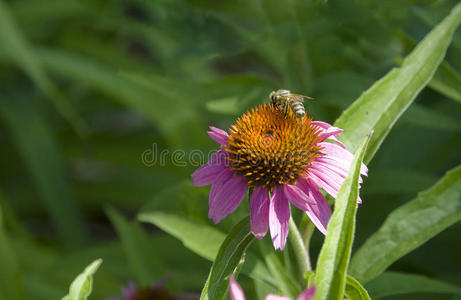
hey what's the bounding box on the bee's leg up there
[283,103,290,119]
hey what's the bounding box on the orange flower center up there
[225,103,323,190]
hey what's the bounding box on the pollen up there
[225,103,323,190]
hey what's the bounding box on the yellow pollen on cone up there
[224,103,323,190]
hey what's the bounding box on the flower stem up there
[288,216,311,275]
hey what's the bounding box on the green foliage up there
[350,164,461,283]
[335,2,461,163]
[138,211,225,261]
[0,95,86,248]
[199,217,254,300]
[61,259,102,300]
[0,0,85,135]
[0,205,24,300]
[344,276,371,300]
[366,271,461,299]
[1,0,461,299]
[313,133,371,300]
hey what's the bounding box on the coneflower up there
[192,103,367,250]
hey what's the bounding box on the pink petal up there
[209,168,234,205]
[311,121,345,148]
[250,187,270,239]
[191,150,229,186]
[313,159,363,184]
[296,286,316,300]
[319,142,368,176]
[285,182,330,235]
[269,186,290,250]
[308,166,343,199]
[229,276,246,300]
[265,295,291,300]
[208,126,229,145]
[191,164,228,186]
[208,172,248,223]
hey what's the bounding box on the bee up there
[269,89,313,118]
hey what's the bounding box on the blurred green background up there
[1,0,461,299]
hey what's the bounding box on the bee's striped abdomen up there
[290,101,305,118]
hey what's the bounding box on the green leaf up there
[199,217,254,300]
[138,211,273,285]
[106,207,159,286]
[350,164,461,283]
[345,276,371,300]
[61,259,102,300]
[0,94,87,248]
[365,271,461,299]
[0,205,24,300]
[334,3,461,163]
[0,0,86,136]
[313,132,371,300]
[259,242,300,299]
[138,211,225,261]
[429,61,461,104]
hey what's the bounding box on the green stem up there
[289,216,311,275]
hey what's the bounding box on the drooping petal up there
[250,187,270,239]
[309,163,345,199]
[209,168,234,206]
[208,172,247,223]
[208,126,229,145]
[313,159,364,184]
[296,286,316,300]
[191,164,228,186]
[265,295,291,300]
[318,142,368,176]
[191,150,229,186]
[285,181,330,235]
[229,276,246,300]
[269,186,290,250]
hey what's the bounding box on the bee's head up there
[269,91,276,103]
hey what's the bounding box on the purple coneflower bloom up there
[191,104,367,250]
[229,275,315,300]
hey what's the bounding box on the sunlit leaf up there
[313,132,371,300]
[345,276,371,300]
[61,259,102,300]
[350,164,461,283]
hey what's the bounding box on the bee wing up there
[289,94,314,102]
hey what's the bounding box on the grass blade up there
[0,94,87,248]
[0,0,86,136]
